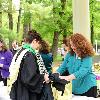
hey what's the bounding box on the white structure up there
[72,0,91,41]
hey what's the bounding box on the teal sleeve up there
[73,57,92,79]
[57,53,70,74]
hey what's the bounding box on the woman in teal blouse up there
[57,33,97,98]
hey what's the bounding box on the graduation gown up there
[10,51,44,100]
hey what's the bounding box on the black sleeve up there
[20,52,44,93]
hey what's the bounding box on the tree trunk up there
[8,13,13,30]
[23,10,31,37]
[29,22,32,31]
[0,12,2,28]
[0,0,2,28]
[17,8,22,33]
[91,14,94,44]
[51,0,67,60]
[8,0,13,30]
[23,23,28,38]
[8,12,13,48]
[8,0,13,49]
[51,32,60,60]
[61,0,66,10]
[60,0,67,36]
[51,0,60,60]
[90,0,94,44]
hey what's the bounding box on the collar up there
[22,43,36,54]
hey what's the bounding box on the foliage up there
[0,27,23,43]
[2,0,16,13]
[26,0,52,6]
[1,0,100,51]
[90,0,100,42]
[1,0,73,44]
[24,0,73,38]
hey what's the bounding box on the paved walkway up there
[93,55,100,64]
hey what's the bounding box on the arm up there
[59,57,92,81]
[59,74,76,81]
[56,53,70,74]
[20,53,44,93]
[0,51,13,70]
[73,57,92,79]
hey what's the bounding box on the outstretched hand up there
[44,73,50,83]
[59,74,76,81]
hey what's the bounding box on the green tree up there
[24,0,73,59]
[17,0,22,33]
[0,0,2,28]
[8,0,13,30]
[22,1,33,38]
[90,0,100,44]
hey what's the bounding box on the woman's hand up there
[44,73,50,83]
[59,74,76,81]
[0,64,3,67]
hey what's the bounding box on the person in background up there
[62,37,71,57]
[61,37,71,61]
[0,38,13,86]
[18,39,26,49]
[21,40,25,46]
[10,40,19,56]
[60,37,71,76]
[9,30,49,100]
[57,33,97,98]
[39,40,53,74]
[60,46,65,60]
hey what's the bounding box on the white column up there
[72,0,91,41]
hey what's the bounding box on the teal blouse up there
[57,52,97,94]
[40,53,53,74]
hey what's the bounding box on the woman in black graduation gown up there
[9,30,49,100]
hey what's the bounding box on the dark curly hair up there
[39,40,50,54]
[25,30,42,44]
[70,33,94,58]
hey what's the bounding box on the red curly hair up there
[70,33,94,58]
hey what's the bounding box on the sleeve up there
[2,51,13,70]
[73,57,92,79]
[57,53,70,74]
[46,54,53,73]
[20,52,44,93]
